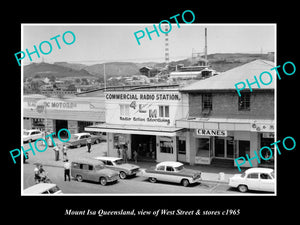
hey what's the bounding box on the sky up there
[21,24,276,65]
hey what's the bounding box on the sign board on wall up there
[25,99,102,112]
[196,129,227,137]
[105,91,182,127]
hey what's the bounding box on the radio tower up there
[164,25,169,69]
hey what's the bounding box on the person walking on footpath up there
[64,159,71,181]
[133,149,138,164]
[123,144,128,163]
[117,145,121,158]
[53,144,60,161]
[62,144,68,162]
[87,137,92,153]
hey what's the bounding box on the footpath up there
[23,140,242,184]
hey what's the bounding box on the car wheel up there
[181,179,190,187]
[76,175,83,182]
[76,144,81,148]
[95,139,100,144]
[119,171,127,179]
[149,177,157,183]
[100,177,107,186]
[238,184,248,193]
[28,139,32,143]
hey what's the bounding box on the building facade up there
[85,88,189,162]
[23,94,106,135]
[176,60,275,168]
[85,60,275,169]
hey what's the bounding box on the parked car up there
[95,156,140,179]
[65,132,104,148]
[23,129,43,143]
[142,161,202,187]
[229,168,275,193]
[71,158,119,186]
[23,183,62,194]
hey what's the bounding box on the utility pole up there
[104,63,106,91]
[205,28,208,66]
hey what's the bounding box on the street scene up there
[22,138,273,195]
[22,24,276,195]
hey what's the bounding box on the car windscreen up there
[95,165,104,170]
[270,171,275,179]
[114,159,123,165]
[70,134,80,140]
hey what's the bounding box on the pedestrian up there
[53,145,60,161]
[62,144,68,162]
[87,137,92,153]
[123,144,128,163]
[117,145,121,158]
[64,159,71,181]
[133,149,138,164]
[34,164,40,184]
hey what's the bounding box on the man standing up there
[53,145,60,161]
[87,137,92,153]
[64,159,71,182]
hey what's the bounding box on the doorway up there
[214,136,235,159]
[131,134,156,161]
[55,120,68,138]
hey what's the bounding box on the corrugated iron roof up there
[181,59,275,91]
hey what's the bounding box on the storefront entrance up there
[131,134,156,161]
[55,120,68,137]
[214,137,235,159]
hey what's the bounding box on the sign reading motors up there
[196,129,227,137]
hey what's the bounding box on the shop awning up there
[85,124,184,137]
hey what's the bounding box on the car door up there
[79,135,87,145]
[259,173,275,192]
[246,173,260,191]
[86,164,97,182]
[165,166,178,183]
[31,131,38,141]
[155,165,166,181]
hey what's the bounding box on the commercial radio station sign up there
[106,91,182,126]
[105,92,181,101]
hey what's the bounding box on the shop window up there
[238,93,250,111]
[113,133,126,148]
[159,105,169,118]
[120,104,130,116]
[160,140,173,154]
[202,93,212,111]
[238,140,250,157]
[196,138,210,157]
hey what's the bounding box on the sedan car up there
[23,129,43,143]
[95,157,140,179]
[65,132,104,148]
[142,161,201,187]
[229,167,275,193]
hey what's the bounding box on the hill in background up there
[24,53,274,79]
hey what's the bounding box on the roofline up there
[180,89,274,93]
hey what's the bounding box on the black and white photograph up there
[20,24,278,196]
[4,4,298,223]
